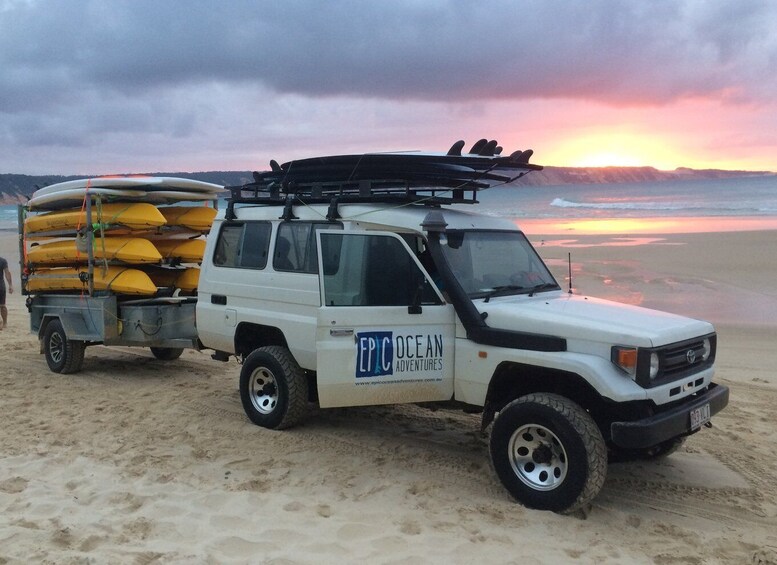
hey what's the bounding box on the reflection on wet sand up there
[535,237,671,248]
[529,230,777,328]
[517,215,777,235]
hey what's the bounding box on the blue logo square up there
[356,331,393,378]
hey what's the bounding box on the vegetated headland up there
[1,166,774,204]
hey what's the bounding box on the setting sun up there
[571,152,645,168]
[542,131,683,170]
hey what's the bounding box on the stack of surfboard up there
[23,177,223,296]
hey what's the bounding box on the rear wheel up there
[43,319,85,374]
[240,346,308,429]
[490,393,607,514]
[150,347,184,361]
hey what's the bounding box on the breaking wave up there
[550,198,685,211]
[550,198,776,214]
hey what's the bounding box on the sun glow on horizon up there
[570,151,645,168]
[542,132,682,170]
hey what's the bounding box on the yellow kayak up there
[159,206,217,232]
[26,266,158,295]
[25,203,167,234]
[153,238,206,263]
[27,237,163,266]
[147,267,200,291]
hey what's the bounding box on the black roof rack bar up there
[228,183,477,204]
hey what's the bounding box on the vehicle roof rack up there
[225,139,542,220]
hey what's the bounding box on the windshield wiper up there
[481,282,559,302]
[481,285,525,303]
[527,283,559,297]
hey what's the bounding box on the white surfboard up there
[27,188,149,210]
[34,176,224,198]
[139,190,220,203]
[152,177,224,193]
[33,177,165,197]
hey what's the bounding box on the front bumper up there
[610,383,729,449]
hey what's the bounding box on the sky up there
[1,0,777,175]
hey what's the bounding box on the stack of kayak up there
[23,177,223,296]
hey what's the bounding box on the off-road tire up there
[43,319,85,374]
[150,347,184,361]
[240,346,308,430]
[489,393,607,514]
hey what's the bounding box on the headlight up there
[612,346,662,379]
[702,338,711,361]
[612,346,637,376]
[649,352,660,380]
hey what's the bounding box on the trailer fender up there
[38,312,102,342]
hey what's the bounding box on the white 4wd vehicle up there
[196,141,727,513]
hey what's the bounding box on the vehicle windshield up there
[439,230,559,299]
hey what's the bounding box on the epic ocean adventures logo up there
[356,331,444,379]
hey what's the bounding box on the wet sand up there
[1,228,777,564]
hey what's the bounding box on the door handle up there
[329,328,354,337]
[212,294,227,305]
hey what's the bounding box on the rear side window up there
[213,222,271,269]
[274,222,342,273]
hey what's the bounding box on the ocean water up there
[474,175,777,220]
[3,175,777,231]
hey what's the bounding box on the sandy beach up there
[1,226,777,564]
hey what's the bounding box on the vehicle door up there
[315,230,456,408]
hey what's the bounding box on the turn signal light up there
[612,346,638,376]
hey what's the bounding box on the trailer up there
[27,293,198,373]
[19,179,217,373]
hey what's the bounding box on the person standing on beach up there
[0,256,12,330]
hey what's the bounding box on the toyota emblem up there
[686,349,697,364]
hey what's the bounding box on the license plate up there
[690,403,711,430]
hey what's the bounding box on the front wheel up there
[489,393,607,514]
[43,319,85,374]
[239,346,308,430]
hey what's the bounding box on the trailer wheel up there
[240,346,308,430]
[150,347,184,361]
[489,393,607,514]
[43,319,85,374]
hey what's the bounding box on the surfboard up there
[146,267,200,291]
[159,207,217,231]
[150,177,224,193]
[26,237,163,266]
[24,203,167,234]
[152,238,206,263]
[32,177,166,197]
[140,191,220,204]
[27,188,149,210]
[28,188,219,211]
[29,177,223,211]
[34,176,223,197]
[26,266,158,295]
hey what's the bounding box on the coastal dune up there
[1,228,776,563]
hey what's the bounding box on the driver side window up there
[321,233,441,307]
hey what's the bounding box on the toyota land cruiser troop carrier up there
[196,139,728,513]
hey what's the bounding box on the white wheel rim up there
[508,424,568,491]
[249,367,278,415]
